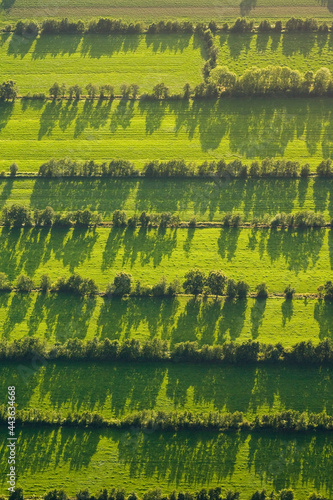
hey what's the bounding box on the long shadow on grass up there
[281,32,316,58]
[314,298,333,340]
[32,34,82,59]
[0,427,101,476]
[240,0,256,15]
[248,431,333,493]
[7,33,36,58]
[0,101,14,132]
[30,177,136,216]
[317,0,333,12]
[102,226,178,271]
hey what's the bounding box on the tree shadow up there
[0,0,15,9]
[110,99,134,134]
[32,34,82,59]
[314,299,333,340]
[281,298,293,328]
[317,0,333,12]
[217,227,241,261]
[281,33,316,58]
[7,33,35,58]
[217,298,247,342]
[145,33,193,54]
[250,298,266,339]
[227,33,253,59]
[0,101,14,132]
[240,0,257,16]
[138,99,168,135]
[38,100,61,140]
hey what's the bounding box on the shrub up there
[44,490,68,500]
[76,490,91,500]
[113,210,127,227]
[0,273,12,291]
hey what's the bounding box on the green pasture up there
[0,0,332,24]
[0,97,332,172]
[0,293,332,345]
[1,176,333,222]
[0,426,332,498]
[218,31,333,75]
[2,361,333,418]
[0,226,331,292]
[0,33,205,95]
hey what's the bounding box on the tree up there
[0,272,12,291]
[152,83,169,99]
[86,83,98,99]
[120,84,131,98]
[60,83,67,97]
[279,491,294,500]
[313,67,331,95]
[256,283,269,299]
[49,82,61,99]
[130,84,140,98]
[16,275,34,292]
[40,274,52,292]
[68,85,82,99]
[206,270,227,296]
[113,210,127,227]
[110,272,132,296]
[183,83,192,99]
[44,490,68,500]
[0,80,18,101]
[226,279,237,299]
[323,281,333,300]
[209,66,237,92]
[284,284,295,299]
[236,280,250,298]
[2,204,32,227]
[9,488,24,500]
[183,269,205,295]
[9,162,19,176]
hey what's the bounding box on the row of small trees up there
[1,406,333,432]
[7,486,310,500]
[2,337,333,365]
[7,17,333,36]
[2,205,101,227]
[35,157,327,179]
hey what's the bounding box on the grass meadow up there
[0,97,333,171]
[0,293,332,345]
[2,361,333,418]
[0,226,331,292]
[0,426,332,498]
[218,31,333,75]
[0,33,205,95]
[1,176,333,222]
[0,0,332,23]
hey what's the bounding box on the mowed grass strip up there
[0,294,332,346]
[2,360,333,418]
[0,33,205,95]
[0,426,332,498]
[0,97,331,172]
[0,226,331,292]
[218,31,333,75]
[0,0,332,23]
[1,176,333,222]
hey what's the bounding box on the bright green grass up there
[0,426,332,498]
[1,176,333,222]
[0,294,332,345]
[0,97,331,172]
[0,0,332,24]
[218,31,333,75]
[0,226,331,293]
[2,361,333,418]
[0,33,205,95]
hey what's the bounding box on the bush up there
[0,273,12,291]
[206,270,227,296]
[45,490,68,500]
[9,488,24,500]
[40,274,52,292]
[113,210,127,227]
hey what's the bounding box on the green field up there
[0,426,332,498]
[0,97,331,172]
[1,176,333,222]
[0,226,331,293]
[0,33,205,95]
[218,32,333,75]
[0,0,332,24]
[0,293,332,345]
[2,361,333,418]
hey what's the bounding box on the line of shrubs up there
[35,158,333,179]
[5,486,313,500]
[2,337,333,365]
[1,407,333,432]
[4,17,333,36]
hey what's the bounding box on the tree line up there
[32,158,333,179]
[4,17,332,36]
[1,406,332,432]
[2,337,333,365]
[7,485,316,500]
[1,203,331,230]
